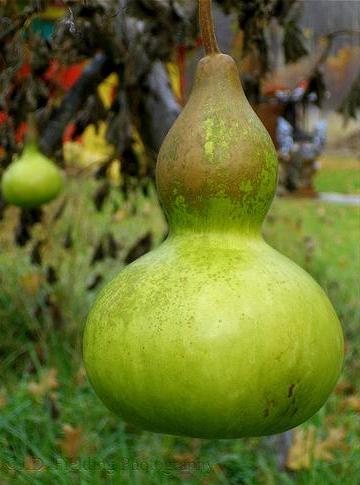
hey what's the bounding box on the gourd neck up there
[155,0,278,236]
[156,54,278,235]
[23,141,39,154]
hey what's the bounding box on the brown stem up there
[199,0,220,55]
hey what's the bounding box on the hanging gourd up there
[1,115,63,209]
[83,0,343,439]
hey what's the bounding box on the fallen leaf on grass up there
[344,395,360,413]
[142,202,152,215]
[24,456,46,472]
[28,368,59,398]
[325,414,336,426]
[75,366,87,386]
[172,453,197,465]
[294,218,303,231]
[335,380,356,395]
[338,256,347,268]
[286,426,316,470]
[314,427,347,462]
[316,206,326,219]
[113,208,129,223]
[172,452,199,479]
[286,426,348,470]
[59,424,84,460]
[20,273,43,296]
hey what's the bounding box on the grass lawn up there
[314,153,360,194]
[0,175,359,485]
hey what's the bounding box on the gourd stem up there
[26,112,39,148]
[199,0,220,56]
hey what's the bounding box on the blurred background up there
[0,1,359,484]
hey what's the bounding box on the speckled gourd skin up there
[1,142,63,209]
[83,54,344,439]
[157,55,278,234]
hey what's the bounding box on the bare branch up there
[39,53,115,155]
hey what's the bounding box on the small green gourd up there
[1,117,63,209]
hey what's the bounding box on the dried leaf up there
[24,456,45,472]
[20,273,43,296]
[75,366,87,386]
[172,453,197,465]
[335,380,356,395]
[172,452,198,479]
[338,256,347,268]
[28,368,59,398]
[344,396,360,412]
[113,207,129,222]
[286,426,348,470]
[316,206,326,218]
[286,426,316,470]
[314,427,347,462]
[59,424,84,460]
[142,202,152,215]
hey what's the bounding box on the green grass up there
[0,175,359,485]
[314,154,360,194]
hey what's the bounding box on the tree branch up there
[128,61,181,158]
[317,30,360,67]
[0,6,37,43]
[39,53,115,156]
[38,1,198,159]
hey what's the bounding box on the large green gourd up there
[83,0,343,439]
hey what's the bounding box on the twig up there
[39,53,115,156]
[317,30,360,67]
[0,6,40,43]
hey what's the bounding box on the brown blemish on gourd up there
[290,407,298,416]
[288,383,295,398]
[282,388,298,418]
[264,399,277,418]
